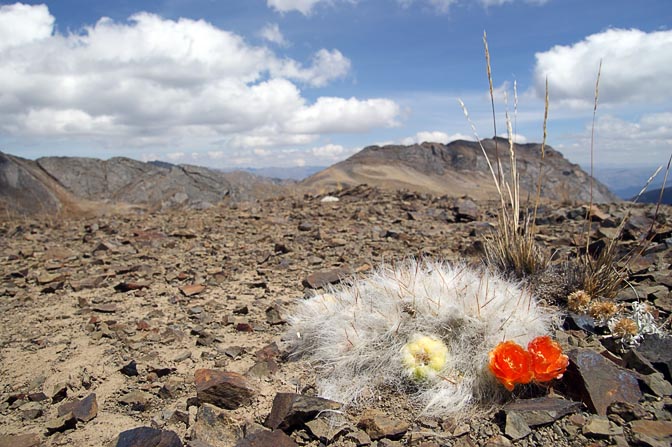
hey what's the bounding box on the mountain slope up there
[0,152,291,217]
[301,138,618,203]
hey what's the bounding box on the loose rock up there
[563,348,642,415]
[194,369,255,410]
[357,409,409,441]
[264,393,341,432]
[113,426,182,447]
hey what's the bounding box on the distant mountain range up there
[592,165,667,200]
[228,165,325,180]
[1,139,622,217]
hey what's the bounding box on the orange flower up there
[528,336,569,382]
[488,341,534,391]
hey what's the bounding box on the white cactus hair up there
[286,259,560,417]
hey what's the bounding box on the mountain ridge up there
[1,139,620,217]
[301,138,618,203]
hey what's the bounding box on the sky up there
[0,0,670,173]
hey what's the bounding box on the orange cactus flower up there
[528,336,569,383]
[488,341,534,391]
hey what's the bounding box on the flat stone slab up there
[564,348,642,416]
[503,397,582,427]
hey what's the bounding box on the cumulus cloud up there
[274,49,351,87]
[0,4,399,156]
[401,130,474,145]
[311,143,345,158]
[533,28,672,108]
[0,2,53,50]
[259,23,288,46]
[287,97,400,133]
[558,112,672,166]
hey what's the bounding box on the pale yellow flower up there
[401,335,448,380]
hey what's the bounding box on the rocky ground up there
[1,185,671,447]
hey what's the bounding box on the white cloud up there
[0,4,399,157]
[401,130,474,145]
[496,133,527,143]
[560,113,672,166]
[259,23,288,46]
[254,148,272,156]
[287,97,400,133]
[267,0,327,15]
[166,152,186,160]
[311,143,345,158]
[273,49,351,87]
[533,28,672,108]
[0,3,53,51]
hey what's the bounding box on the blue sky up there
[0,0,670,173]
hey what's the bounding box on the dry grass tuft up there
[460,33,549,280]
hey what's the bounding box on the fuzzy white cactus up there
[286,260,560,416]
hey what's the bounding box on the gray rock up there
[0,152,62,215]
[302,266,352,289]
[630,420,672,447]
[637,335,672,382]
[504,412,531,440]
[582,416,623,438]
[640,372,672,397]
[45,412,77,435]
[564,348,642,415]
[113,426,182,447]
[234,430,298,447]
[502,397,581,426]
[190,403,242,447]
[57,393,98,422]
[264,393,341,432]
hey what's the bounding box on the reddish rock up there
[255,342,280,361]
[264,393,341,431]
[358,409,410,441]
[630,420,672,447]
[301,266,352,289]
[194,369,254,410]
[57,393,98,422]
[235,322,254,332]
[113,427,182,447]
[114,281,150,293]
[235,430,298,447]
[70,276,105,291]
[180,284,206,297]
[563,348,642,416]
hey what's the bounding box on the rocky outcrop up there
[0,152,62,216]
[0,151,290,216]
[302,138,619,203]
